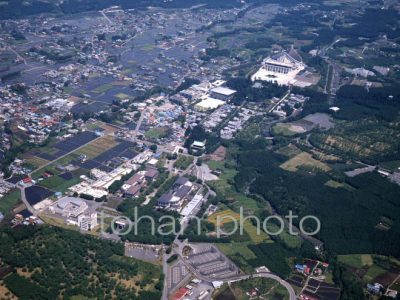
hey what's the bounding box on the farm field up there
[337,254,400,287]
[208,209,269,244]
[23,155,49,169]
[280,152,331,172]
[38,169,88,192]
[309,118,400,164]
[75,136,119,159]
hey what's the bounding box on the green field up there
[230,277,290,300]
[93,83,113,93]
[280,152,331,172]
[273,123,301,136]
[337,254,373,269]
[0,190,21,215]
[38,174,80,193]
[145,127,170,140]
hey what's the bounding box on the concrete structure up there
[191,141,206,152]
[209,87,237,101]
[49,197,98,231]
[180,194,204,217]
[157,177,194,210]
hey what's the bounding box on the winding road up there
[227,272,297,300]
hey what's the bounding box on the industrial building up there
[209,86,237,101]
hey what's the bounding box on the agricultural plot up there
[280,152,331,172]
[23,155,49,169]
[38,169,88,193]
[25,186,53,206]
[338,254,400,287]
[35,131,98,162]
[309,118,400,164]
[324,180,354,191]
[208,209,240,225]
[75,136,119,159]
[275,144,303,158]
[337,254,373,269]
[208,209,269,244]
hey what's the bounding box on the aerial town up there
[0,0,400,299]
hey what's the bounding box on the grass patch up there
[0,190,21,214]
[145,127,170,140]
[275,144,302,158]
[280,152,331,172]
[115,93,131,100]
[217,242,257,260]
[93,83,113,93]
[337,254,373,268]
[173,155,193,170]
[38,174,81,193]
[208,209,269,243]
[273,123,305,136]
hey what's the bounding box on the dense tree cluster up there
[0,226,163,300]
[231,141,400,257]
[335,85,400,121]
[226,77,287,105]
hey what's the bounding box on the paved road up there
[268,90,291,113]
[228,272,297,300]
[18,187,37,216]
[132,109,146,141]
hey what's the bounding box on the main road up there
[227,272,297,300]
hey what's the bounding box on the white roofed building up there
[251,47,306,85]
